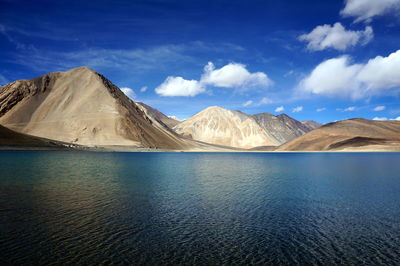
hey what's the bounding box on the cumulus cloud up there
[155,61,273,97]
[201,62,273,90]
[299,23,373,51]
[297,50,400,100]
[292,106,303,113]
[373,117,388,121]
[155,76,204,97]
[341,0,400,22]
[121,87,136,99]
[168,115,182,121]
[372,116,400,121]
[316,107,326,112]
[374,105,386,111]
[242,100,253,107]
[140,86,148,92]
[275,106,285,112]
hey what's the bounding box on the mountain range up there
[0,66,398,151]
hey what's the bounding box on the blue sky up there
[1,0,400,123]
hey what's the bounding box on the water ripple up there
[1,151,400,264]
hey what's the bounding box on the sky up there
[1,0,400,123]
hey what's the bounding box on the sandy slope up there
[279,118,400,151]
[0,67,198,149]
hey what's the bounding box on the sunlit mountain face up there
[1,0,400,124]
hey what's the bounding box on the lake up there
[1,151,400,264]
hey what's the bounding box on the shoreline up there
[1,145,399,153]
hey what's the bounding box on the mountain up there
[252,113,312,144]
[0,124,69,149]
[136,102,180,129]
[301,120,321,130]
[0,66,192,149]
[279,118,400,151]
[173,106,278,149]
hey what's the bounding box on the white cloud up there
[392,117,400,121]
[243,97,273,107]
[201,62,273,90]
[373,105,386,111]
[242,100,253,107]
[341,0,400,22]
[155,76,205,97]
[344,106,356,111]
[0,74,8,86]
[275,106,285,112]
[155,61,273,97]
[292,106,303,113]
[298,50,400,100]
[284,70,295,77]
[168,115,182,121]
[357,51,400,90]
[257,97,273,106]
[120,87,136,99]
[140,86,148,92]
[373,117,388,121]
[299,23,373,51]
[316,107,326,112]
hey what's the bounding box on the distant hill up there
[173,106,278,148]
[173,106,320,148]
[279,118,400,151]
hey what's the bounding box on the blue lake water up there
[1,151,400,264]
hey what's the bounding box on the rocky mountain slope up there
[252,113,313,144]
[0,66,194,149]
[173,106,279,148]
[136,102,180,129]
[279,118,400,151]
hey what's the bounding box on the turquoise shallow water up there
[1,151,400,264]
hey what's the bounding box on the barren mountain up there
[0,66,193,149]
[279,118,400,151]
[252,113,312,144]
[173,106,278,148]
[137,102,180,129]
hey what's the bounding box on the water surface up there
[1,152,400,264]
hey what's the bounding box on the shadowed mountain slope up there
[0,124,69,148]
